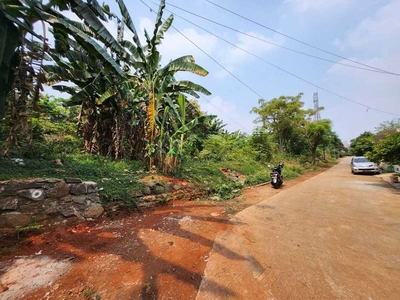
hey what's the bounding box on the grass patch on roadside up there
[0,153,145,205]
[0,152,338,205]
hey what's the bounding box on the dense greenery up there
[350,119,400,165]
[367,132,400,165]
[0,0,343,204]
[350,132,374,156]
[250,93,344,165]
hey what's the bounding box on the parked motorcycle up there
[270,162,284,189]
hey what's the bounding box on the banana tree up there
[0,0,130,156]
[116,0,212,170]
[0,1,50,155]
[165,114,215,173]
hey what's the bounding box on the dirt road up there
[197,157,400,299]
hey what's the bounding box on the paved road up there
[197,157,400,299]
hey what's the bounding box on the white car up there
[351,156,380,174]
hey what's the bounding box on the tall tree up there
[366,132,400,165]
[116,0,212,169]
[375,118,400,132]
[303,119,333,165]
[250,93,315,153]
[0,0,127,156]
[350,132,375,156]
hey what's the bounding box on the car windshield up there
[354,157,370,163]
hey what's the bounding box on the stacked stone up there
[133,180,197,208]
[0,178,103,228]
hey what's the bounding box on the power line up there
[160,1,397,76]
[140,0,265,101]
[146,2,399,117]
[174,75,250,132]
[204,0,400,76]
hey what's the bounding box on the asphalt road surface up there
[197,157,400,300]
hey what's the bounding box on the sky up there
[46,0,400,145]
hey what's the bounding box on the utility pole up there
[313,92,321,121]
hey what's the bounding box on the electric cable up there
[158,0,398,76]
[204,0,400,76]
[139,0,265,101]
[143,1,400,117]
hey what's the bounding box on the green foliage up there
[15,217,42,239]
[374,118,400,132]
[303,119,333,165]
[250,93,314,153]
[249,128,272,161]
[350,132,374,156]
[199,132,250,162]
[0,95,81,158]
[366,132,400,165]
[0,153,144,205]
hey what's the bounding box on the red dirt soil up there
[0,169,326,300]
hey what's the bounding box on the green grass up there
[0,152,338,205]
[0,153,145,206]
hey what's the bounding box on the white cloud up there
[324,0,400,141]
[138,18,218,65]
[222,32,281,66]
[285,0,348,12]
[339,0,400,52]
[199,96,254,133]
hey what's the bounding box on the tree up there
[326,131,345,158]
[0,0,128,156]
[303,119,333,165]
[349,132,374,156]
[366,132,400,165]
[375,118,400,132]
[116,0,212,170]
[249,128,272,161]
[250,93,315,153]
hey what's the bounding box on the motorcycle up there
[270,162,284,189]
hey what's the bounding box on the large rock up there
[41,199,58,215]
[46,181,70,198]
[59,206,79,218]
[64,178,82,184]
[69,183,87,196]
[0,197,19,210]
[0,212,32,228]
[17,189,46,201]
[153,186,165,195]
[85,204,104,219]
[0,181,42,196]
[72,195,87,205]
[84,181,98,193]
[86,193,100,203]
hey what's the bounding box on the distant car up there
[351,156,380,174]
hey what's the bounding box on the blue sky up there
[52,0,400,145]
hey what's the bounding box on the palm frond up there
[166,80,211,97]
[171,115,215,139]
[161,61,209,77]
[72,0,123,53]
[52,84,78,95]
[153,14,173,47]
[96,87,118,104]
[34,8,125,78]
[86,0,108,22]
[115,0,147,63]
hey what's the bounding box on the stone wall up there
[133,176,204,209]
[0,178,103,228]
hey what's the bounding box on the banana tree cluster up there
[0,0,214,172]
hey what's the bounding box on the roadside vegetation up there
[349,118,400,165]
[1,0,344,207]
